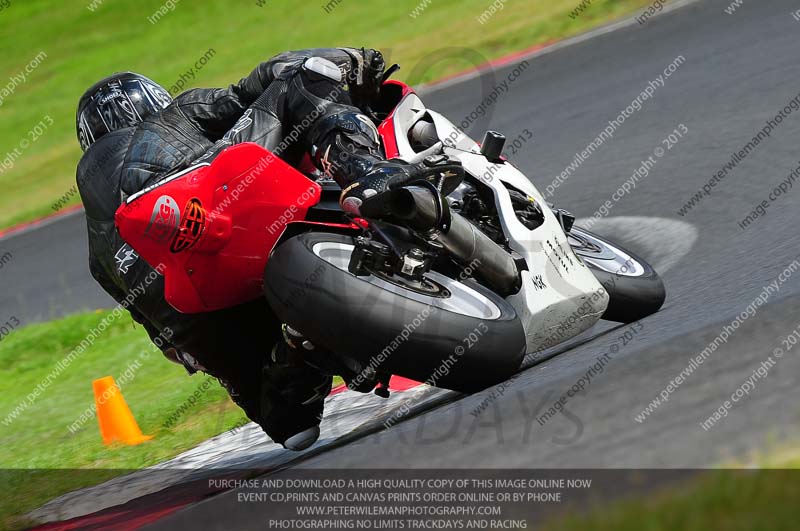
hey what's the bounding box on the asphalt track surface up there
[4,0,800,528]
[0,211,110,326]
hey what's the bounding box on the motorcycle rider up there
[75,47,429,450]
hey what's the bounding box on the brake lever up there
[382,64,401,82]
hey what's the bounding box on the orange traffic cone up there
[93,376,152,446]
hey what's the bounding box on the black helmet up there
[76,72,172,151]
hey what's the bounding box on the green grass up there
[0,0,653,230]
[0,311,249,530]
[542,459,800,531]
[0,309,344,530]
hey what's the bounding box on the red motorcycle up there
[116,81,665,393]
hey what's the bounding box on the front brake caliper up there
[348,237,392,276]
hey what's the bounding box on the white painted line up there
[0,208,84,243]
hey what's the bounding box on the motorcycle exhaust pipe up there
[391,186,521,296]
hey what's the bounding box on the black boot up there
[283,56,461,217]
[260,342,332,451]
[276,55,416,216]
[306,109,413,215]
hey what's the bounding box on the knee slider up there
[302,57,343,83]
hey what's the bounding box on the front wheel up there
[569,227,666,323]
[263,232,527,393]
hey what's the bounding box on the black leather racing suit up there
[76,48,386,444]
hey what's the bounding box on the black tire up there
[569,227,666,323]
[264,232,526,393]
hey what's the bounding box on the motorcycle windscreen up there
[115,142,322,313]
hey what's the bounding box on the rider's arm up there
[234,47,384,102]
[175,48,385,140]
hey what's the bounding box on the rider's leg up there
[189,62,347,450]
[260,341,333,450]
[283,57,416,216]
[191,56,402,449]
[173,298,330,451]
[205,54,414,216]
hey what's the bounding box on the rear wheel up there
[264,232,526,393]
[569,227,666,323]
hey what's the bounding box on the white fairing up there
[388,93,609,352]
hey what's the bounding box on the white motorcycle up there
[264,80,666,394]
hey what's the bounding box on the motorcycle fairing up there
[116,142,323,313]
[382,82,610,352]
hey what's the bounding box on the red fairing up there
[115,143,322,314]
[378,80,415,159]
